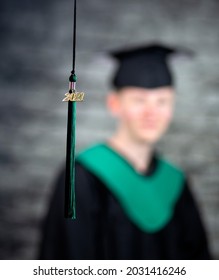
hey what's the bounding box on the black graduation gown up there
[38,155,211,260]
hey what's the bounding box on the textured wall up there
[0,0,218,259]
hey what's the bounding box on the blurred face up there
[107,86,175,144]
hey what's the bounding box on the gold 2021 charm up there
[62,92,85,102]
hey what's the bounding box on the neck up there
[108,130,154,173]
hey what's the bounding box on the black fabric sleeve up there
[37,162,106,260]
[174,179,212,259]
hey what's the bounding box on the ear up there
[106,91,121,117]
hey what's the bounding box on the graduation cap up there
[110,44,182,89]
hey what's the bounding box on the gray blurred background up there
[0,0,218,259]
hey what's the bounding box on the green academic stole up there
[76,143,185,233]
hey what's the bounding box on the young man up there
[39,44,211,259]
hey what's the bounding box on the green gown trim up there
[76,143,185,233]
